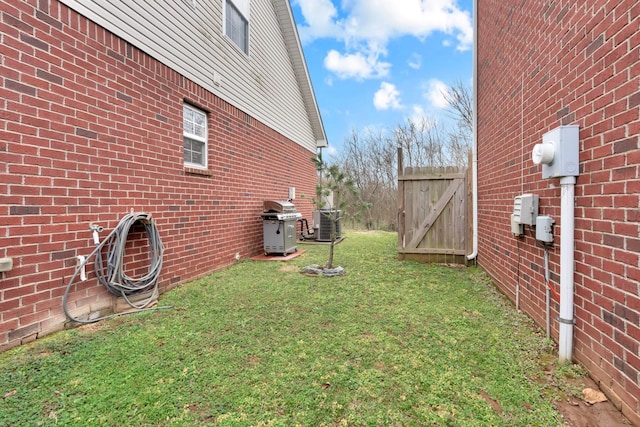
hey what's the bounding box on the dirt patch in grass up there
[78,322,104,334]
[278,264,300,273]
[553,375,632,426]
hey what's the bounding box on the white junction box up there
[536,215,555,243]
[511,215,524,236]
[0,257,13,272]
[512,194,539,226]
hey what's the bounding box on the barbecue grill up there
[261,200,301,255]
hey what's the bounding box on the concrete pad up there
[251,250,306,262]
[296,236,345,246]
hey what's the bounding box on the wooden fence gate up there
[397,148,473,265]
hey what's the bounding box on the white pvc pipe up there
[467,0,478,262]
[75,255,87,281]
[558,176,576,362]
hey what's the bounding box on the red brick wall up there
[477,0,640,422]
[0,1,318,350]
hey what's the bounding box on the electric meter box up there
[512,194,539,226]
[533,125,579,179]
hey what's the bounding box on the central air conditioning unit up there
[312,209,342,242]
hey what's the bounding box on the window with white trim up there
[183,104,207,168]
[224,0,249,54]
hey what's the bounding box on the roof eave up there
[272,0,328,149]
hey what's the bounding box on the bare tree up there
[331,82,473,231]
[340,128,397,230]
[395,118,449,168]
[443,80,473,135]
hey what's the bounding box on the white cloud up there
[294,0,341,44]
[294,0,473,81]
[426,79,450,109]
[407,105,442,133]
[324,47,391,80]
[323,144,339,158]
[373,82,402,110]
[408,53,422,70]
[409,105,428,126]
[345,0,472,49]
[324,75,334,87]
[295,0,473,51]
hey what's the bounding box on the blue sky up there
[290,0,474,158]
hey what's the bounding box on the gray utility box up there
[512,194,539,226]
[533,125,580,179]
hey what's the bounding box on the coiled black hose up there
[63,212,168,323]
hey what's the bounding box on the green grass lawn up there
[0,231,571,426]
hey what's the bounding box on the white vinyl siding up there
[58,0,323,152]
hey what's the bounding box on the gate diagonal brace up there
[406,178,464,249]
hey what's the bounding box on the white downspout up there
[558,176,576,362]
[467,0,478,262]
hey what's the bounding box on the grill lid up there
[263,200,295,213]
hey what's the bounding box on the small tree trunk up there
[326,240,335,269]
[325,218,337,269]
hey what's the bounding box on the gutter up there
[467,0,478,262]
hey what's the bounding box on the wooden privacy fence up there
[397,148,473,265]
